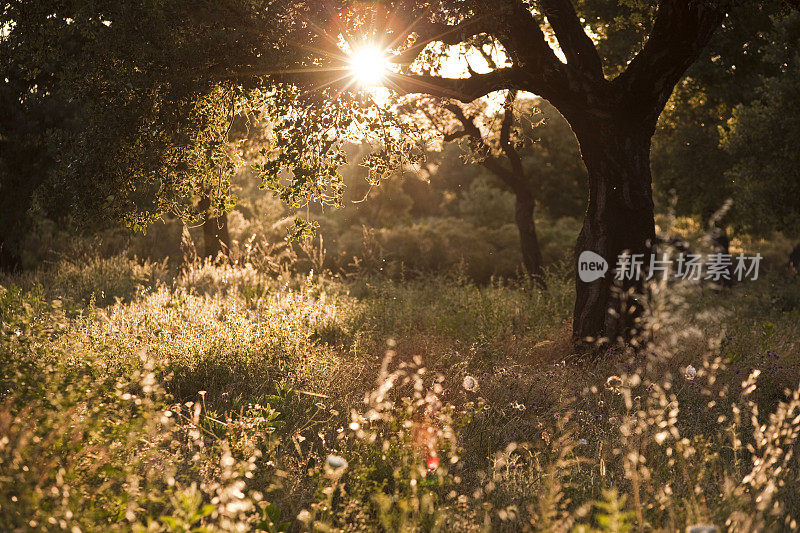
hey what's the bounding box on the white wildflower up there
[326,454,348,470]
[462,375,478,391]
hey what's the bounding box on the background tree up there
[419,92,546,281]
[0,0,288,269]
[406,91,584,283]
[277,0,745,345]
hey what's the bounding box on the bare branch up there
[443,101,528,194]
[498,90,524,179]
[477,42,499,70]
[442,129,470,142]
[539,0,604,79]
[391,17,489,66]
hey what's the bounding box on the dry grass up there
[1,253,800,531]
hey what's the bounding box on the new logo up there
[578,251,608,282]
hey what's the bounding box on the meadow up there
[2,236,800,532]
[4,1,800,530]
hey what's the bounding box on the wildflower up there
[326,454,347,470]
[685,365,697,380]
[426,454,439,470]
[605,375,623,390]
[686,525,718,533]
[462,375,478,391]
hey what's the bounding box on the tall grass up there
[1,253,799,531]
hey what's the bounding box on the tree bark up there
[571,120,656,345]
[198,196,231,260]
[514,190,546,286]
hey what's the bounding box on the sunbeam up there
[347,44,389,87]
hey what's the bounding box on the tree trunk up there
[0,167,41,272]
[514,190,546,287]
[572,121,656,345]
[198,196,231,260]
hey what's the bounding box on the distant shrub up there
[2,255,170,306]
[322,218,525,280]
[458,180,516,229]
[313,210,580,281]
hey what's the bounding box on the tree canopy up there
[1,0,289,266]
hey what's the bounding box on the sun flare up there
[347,45,389,87]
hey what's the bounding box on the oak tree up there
[282,0,740,344]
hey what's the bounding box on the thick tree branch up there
[387,67,522,102]
[614,0,728,128]
[539,0,604,79]
[391,1,576,106]
[480,0,575,103]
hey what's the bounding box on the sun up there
[347,44,389,87]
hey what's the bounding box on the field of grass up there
[2,253,800,531]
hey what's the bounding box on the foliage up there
[0,0,296,265]
[720,11,800,237]
[651,1,793,221]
